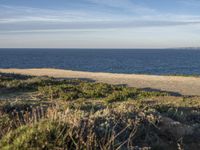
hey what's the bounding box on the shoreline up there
[1,68,200,96]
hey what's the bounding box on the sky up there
[0,0,200,48]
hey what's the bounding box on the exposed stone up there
[158,116,194,139]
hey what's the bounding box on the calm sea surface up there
[0,49,200,75]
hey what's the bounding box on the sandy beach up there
[0,68,200,96]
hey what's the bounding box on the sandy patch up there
[0,68,200,96]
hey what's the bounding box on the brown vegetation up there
[0,73,200,149]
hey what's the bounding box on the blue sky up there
[0,0,200,48]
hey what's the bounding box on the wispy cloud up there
[85,0,156,14]
[1,1,200,33]
[1,20,200,34]
[1,0,200,48]
[178,0,200,6]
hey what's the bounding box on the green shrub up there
[38,80,168,103]
[80,82,112,98]
[0,120,59,149]
[104,88,136,103]
[137,91,168,99]
[0,114,11,139]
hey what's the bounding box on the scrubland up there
[0,73,199,150]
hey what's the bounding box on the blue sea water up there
[0,48,200,75]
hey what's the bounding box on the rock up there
[158,116,194,139]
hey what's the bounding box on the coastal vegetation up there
[0,73,200,150]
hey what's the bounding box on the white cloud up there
[1,24,200,48]
[1,3,200,33]
[0,2,200,48]
[1,19,200,34]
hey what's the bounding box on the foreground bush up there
[0,103,174,150]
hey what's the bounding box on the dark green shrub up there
[104,88,137,103]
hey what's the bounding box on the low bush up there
[38,81,167,102]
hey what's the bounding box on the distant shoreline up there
[1,68,200,96]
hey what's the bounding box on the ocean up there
[0,48,200,75]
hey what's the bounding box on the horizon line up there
[0,47,200,50]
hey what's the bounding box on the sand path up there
[0,68,200,96]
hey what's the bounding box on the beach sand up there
[0,68,200,96]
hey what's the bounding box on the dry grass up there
[0,73,200,150]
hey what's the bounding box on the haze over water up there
[0,49,200,75]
